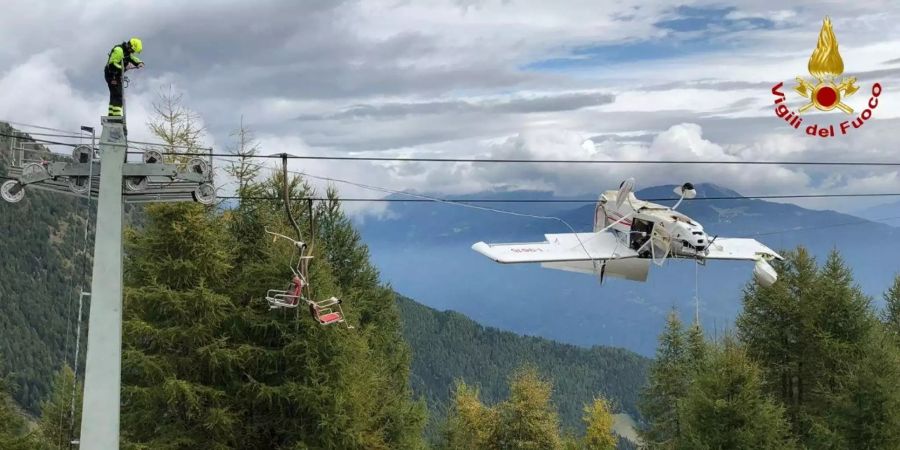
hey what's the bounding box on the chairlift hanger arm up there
[281,153,304,245]
[264,227,305,248]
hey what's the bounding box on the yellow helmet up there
[129,38,143,53]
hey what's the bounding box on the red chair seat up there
[318,312,343,324]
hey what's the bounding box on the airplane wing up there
[704,238,782,261]
[541,258,651,281]
[472,232,638,264]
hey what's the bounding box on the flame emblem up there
[794,17,859,114]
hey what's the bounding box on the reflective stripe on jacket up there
[107,42,142,71]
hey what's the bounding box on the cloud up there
[332,122,817,200]
[300,91,614,121]
[1,1,899,219]
[0,52,98,132]
[724,9,796,23]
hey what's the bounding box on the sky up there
[1,0,899,217]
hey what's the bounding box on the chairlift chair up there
[266,274,306,309]
[264,228,311,310]
[263,228,353,328]
[307,296,349,326]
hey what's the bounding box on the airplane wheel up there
[1,180,24,203]
[192,183,216,205]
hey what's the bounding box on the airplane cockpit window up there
[629,218,653,254]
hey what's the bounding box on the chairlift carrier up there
[263,229,350,327]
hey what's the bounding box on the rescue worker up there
[104,38,144,117]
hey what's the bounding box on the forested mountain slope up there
[0,126,88,412]
[397,295,649,440]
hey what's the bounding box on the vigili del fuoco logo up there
[771,16,883,138]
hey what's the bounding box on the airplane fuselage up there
[595,190,710,259]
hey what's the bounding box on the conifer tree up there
[882,274,900,340]
[146,86,206,158]
[120,203,240,448]
[119,96,426,449]
[798,250,876,448]
[638,310,688,448]
[825,326,900,450]
[737,247,817,436]
[582,396,617,450]
[37,365,81,450]
[678,337,794,450]
[812,251,873,386]
[491,368,563,450]
[738,247,900,448]
[223,116,262,198]
[441,382,494,450]
[685,323,707,370]
[0,371,39,449]
[120,183,426,448]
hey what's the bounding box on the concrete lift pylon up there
[0,115,216,449]
[78,117,127,449]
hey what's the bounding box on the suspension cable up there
[7,130,900,167]
[263,165,601,268]
[0,119,88,136]
[70,127,96,443]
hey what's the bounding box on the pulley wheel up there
[192,183,216,205]
[1,180,24,203]
[124,176,148,192]
[21,162,47,178]
[143,150,163,164]
[72,145,93,164]
[187,158,211,179]
[68,176,90,194]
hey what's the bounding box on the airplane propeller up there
[616,177,635,209]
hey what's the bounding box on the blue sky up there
[527,5,780,69]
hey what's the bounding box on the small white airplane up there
[472,179,782,286]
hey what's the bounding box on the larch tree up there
[37,365,81,450]
[678,337,794,450]
[490,368,563,450]
[581,396,617,450]
[639,310,688,449]
[739,247,900,449]
[736,247,817,437]
[440,382,495,450]
[145,85,207,164]
[882,274,900,341]
[825,326,900,450]
[801,250,876,448]
[685,323,707,371]
[812,251,873,386]
[223,116,262,199]
[0,369,39,449]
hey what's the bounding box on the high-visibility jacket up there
[106,42,142,72]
